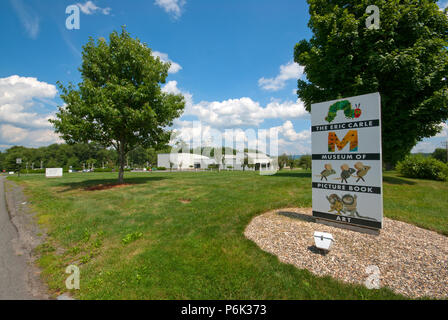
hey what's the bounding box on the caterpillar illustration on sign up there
[325,100,362,123]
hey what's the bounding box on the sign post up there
[45,168,63,178]
[16,158,22,177]
[311,92,383,231]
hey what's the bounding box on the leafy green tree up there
[50,27,185,183]
[278,153,289,170]
[66,156,80,168]
[128,145,148,166]
[0,151,4,171]
[46,158,59,168]
[243,156,249,171]
[294,0,448,168]
[298,155,312,170]
[96,148,117,168]
[432,147,447,163]
[86,158,97,170]
[288,156,296,170]
[146,148,157,167]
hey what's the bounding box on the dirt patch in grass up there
[179,198,191,204]
[84,183,132,191]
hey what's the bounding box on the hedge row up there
[396,155,448,181]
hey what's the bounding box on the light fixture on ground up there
[313,231,335,251]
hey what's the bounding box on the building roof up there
[245,152,271,160]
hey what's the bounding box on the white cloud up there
[0,124,61,147]
[10,0,39,39]
[274,120,311,142]
[258,62,304,91]
[271,121,311,155]
[188,97,308,127]
[162,80,182,95]
[163,80,309,128]
[0,75,61,147]
[77,1,111,15]
[152,51,182,74]
[155,0,186,19]
[170,119,311,156]
[435,122,448,138]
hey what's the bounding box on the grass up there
[7,170,448,299]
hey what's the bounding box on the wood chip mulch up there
[244,208,448,299]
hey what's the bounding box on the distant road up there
[0,176,35,299]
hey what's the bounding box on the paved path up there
[0,176,35,299]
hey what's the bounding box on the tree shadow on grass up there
[383,176,415,185]
[55,176,168,193]
[272,171,312,178]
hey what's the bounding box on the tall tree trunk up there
[384,161,394,171]
[118,141,125,184]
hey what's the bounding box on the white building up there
[221,154,244,170]
[157,152,275,171]
[157,153,216,169]
[246,152,274,170]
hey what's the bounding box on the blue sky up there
[0,0,447,155]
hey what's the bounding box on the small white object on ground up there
[45,168,63,178]
[313,231,334,251]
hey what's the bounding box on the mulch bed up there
[244,207,448,299]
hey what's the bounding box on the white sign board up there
[311,92,383,229]
[45,168,63,178]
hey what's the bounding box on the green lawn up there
[7,170,448,299]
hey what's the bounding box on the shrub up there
[19,169,45,174]
[396,154,448,181]
[157,167,166,171]
[93,168,113,172]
